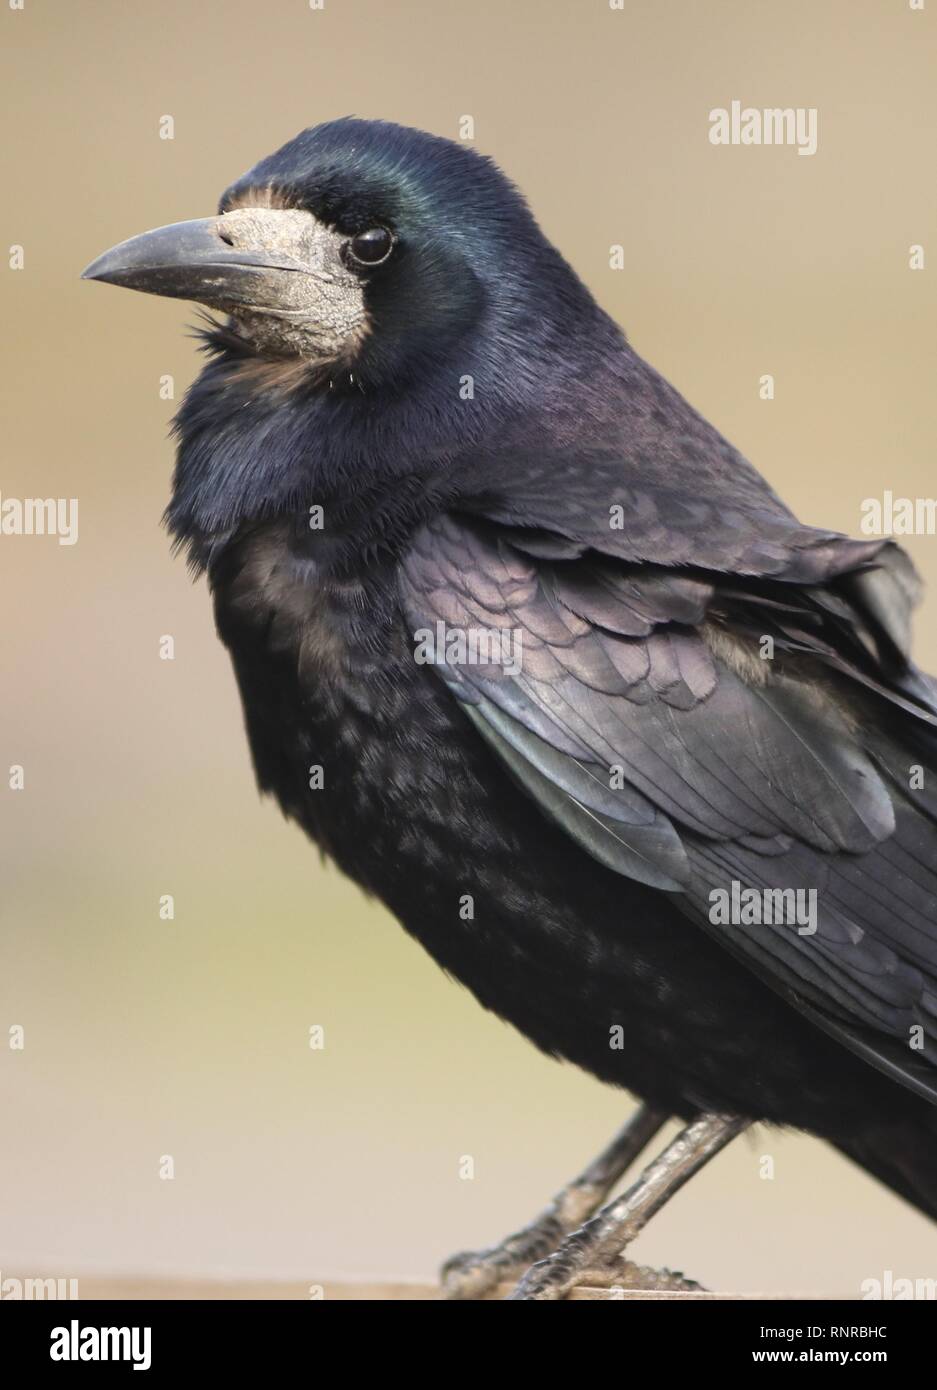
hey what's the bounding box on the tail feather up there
[834,1116,937,1224]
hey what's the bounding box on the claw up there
[440,1247,524,1300]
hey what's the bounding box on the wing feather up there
[401,509,937,1104]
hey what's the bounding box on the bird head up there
[83,120,620,559]
[82,118,592,392]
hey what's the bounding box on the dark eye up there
[347,227,394,267]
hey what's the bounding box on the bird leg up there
[440,1103,668,1299]
[508,1111,749,1300]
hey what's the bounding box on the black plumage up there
[86,118,937,1234]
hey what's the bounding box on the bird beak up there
[80,212,319,313]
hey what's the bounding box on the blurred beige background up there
[1,0,936,1295]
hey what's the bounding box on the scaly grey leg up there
[441,1103,668,1299]
[508,1111,749,1301]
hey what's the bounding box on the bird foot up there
[440,1218,565,1299]
[440,1105,670,1299]
[441,1240,702,1301]
[507,1115,745,1299]
[508,1247,705,1301]
[575,1259,705,1297]
[441,1112,740,1300]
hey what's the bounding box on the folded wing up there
[400,507,937,1103]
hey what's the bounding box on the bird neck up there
[166,297,626,574]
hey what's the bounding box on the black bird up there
[83,119,937,1298]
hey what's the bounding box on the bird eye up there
[346,227,394,267]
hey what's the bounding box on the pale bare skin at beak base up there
[81,207,368,360]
